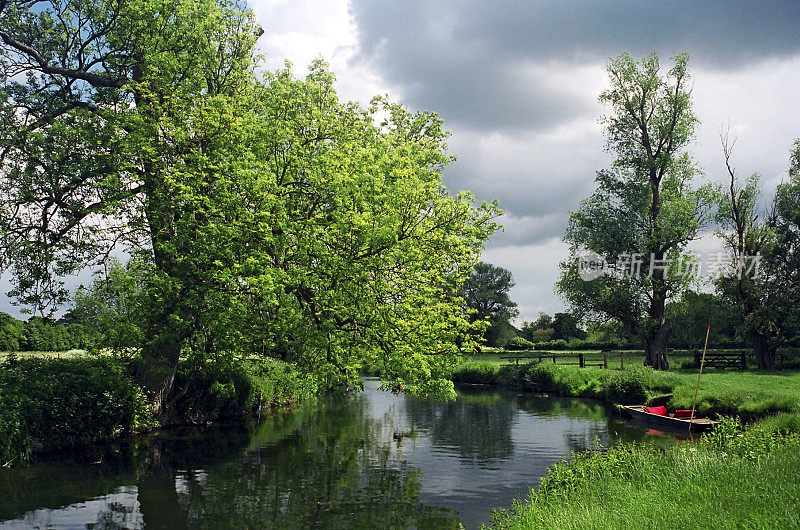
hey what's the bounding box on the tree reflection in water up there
[0,381,678,529]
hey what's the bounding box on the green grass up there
[661,370,800,419]
[489,416,800,529]
[451,358,800,419]
[0,349,87,360]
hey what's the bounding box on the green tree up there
[665,291,741,349]
[462,262,518,347]
[551,312,586,342]
[557,52,711,369]
[772,139,800,345]
[712,137,800,368]
[63,258,148,353]
[0,0,265,409]
[0,313,23,351]
[519,313,562,343]
[0,1,498,407]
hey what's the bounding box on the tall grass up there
[489,416,800,529]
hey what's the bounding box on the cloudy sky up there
[248,0,799,322]
[2,1,798,321]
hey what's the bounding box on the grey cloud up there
[350,0,799,133]
[484,214,568,248]
[441,126,610,221]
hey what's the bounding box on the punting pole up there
[689,315,712,435]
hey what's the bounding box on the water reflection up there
[0,378,678,529]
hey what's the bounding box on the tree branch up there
[0,29,129,88]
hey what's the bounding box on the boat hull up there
[621,405,718,433]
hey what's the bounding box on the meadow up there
[453,350,800,420]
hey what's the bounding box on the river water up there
[0,378,678,529]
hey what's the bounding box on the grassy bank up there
[0,354,312,467]
[451,361,800,419]
[489,414,800,529]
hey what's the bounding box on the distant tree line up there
[462,260,792,352]
[0,313,96,352]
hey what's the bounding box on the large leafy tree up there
[1,0,265,410]
[557,52,711,369]
[715,138,800,368]
[233,66,499,395]
[0,1,499,409]
[461,261,518,347]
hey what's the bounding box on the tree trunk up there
[752,333,776,370]
[136,333,182,416]
[644,318,672,370]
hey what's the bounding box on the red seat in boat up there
[645,406,668,416]
[672,409,694,418]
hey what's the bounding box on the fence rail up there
[500,352,609,369]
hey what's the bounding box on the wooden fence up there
[500,352,610,369]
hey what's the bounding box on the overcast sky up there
[250,0,799,322]
[2,1,798,321]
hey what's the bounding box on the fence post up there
[553,353,557,364]
[516,353,519,367]
[603,354,608,369]
[694,350,701,369]
[740,351,746,370]
[579,352,584,368]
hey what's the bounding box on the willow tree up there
[557,52,711,370]
[1,1,498,409]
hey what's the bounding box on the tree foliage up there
[462,261,518,347]
[558,52,711,369]
[0,0,499,407]
[714,137,800,368]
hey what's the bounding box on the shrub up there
[534,339,569,351]
[0,356,149,466]
[566,339,622,350]
[505,336,534,351]
[495,363,525,386]
[451,361,499,384]
[601,369,648,404]
[519,363,570,394]
[169,356,312,422]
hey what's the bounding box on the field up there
[453,349,800,420]
[0,350,86,360]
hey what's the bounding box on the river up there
[0,378,679,529]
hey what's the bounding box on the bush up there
[601,369,648,404]
[534,339,569,351]
[451,361,499,384]
[505,336,534,351]
[169,356,312,423]
[495,363,525,386]
[566,339,628,350]
[0,355,149,466]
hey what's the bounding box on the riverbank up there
[488,413,800,529]
[0,354,313,467]
[451,360,800,420]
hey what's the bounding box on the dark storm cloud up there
[350,0,799,133]
[345,0,798,316]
